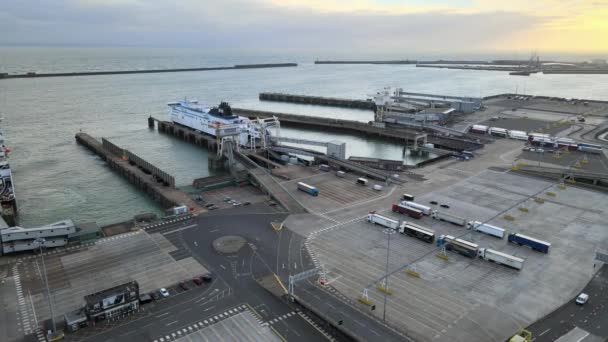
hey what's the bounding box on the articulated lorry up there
[467,221,505,239]
[508,233,551,253]
[392,203,423,219]
[401,201,432,215]
[477,248,525,270]
[367,211,399,229]
[431,210,466,226]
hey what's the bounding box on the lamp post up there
[35,238,58,338]
[382,228,395,322]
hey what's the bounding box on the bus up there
[399,222,435,243]
[297,182,319,196]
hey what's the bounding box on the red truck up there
[391,203,423,219]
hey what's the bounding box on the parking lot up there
[13,231,208,328]
[307,169,608,342]
[197,184,276,211]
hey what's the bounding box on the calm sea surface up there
[1,47,607,226]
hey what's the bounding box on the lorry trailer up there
[392,203,423,219]
[489,127,508,137]
[508,233,551,253]
[399,222,435,243]
[297,182,319,196]
[437,235,479,258]
[469,125,489,134]
[401,201,432,215]
[477,248,525,270]
[431,210,466,226]
[467,221,505,239]
[508,130,529,141]
[367,211,399,229]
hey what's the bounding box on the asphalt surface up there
[40,202,414,342]
[526,265,608,342]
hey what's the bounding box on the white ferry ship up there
[167,99,278,147]
[0,123,17,227]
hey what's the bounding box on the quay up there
[0,63,297,80]
[75,132,203,213]
[259,92,376,110]
[232,107,483,151]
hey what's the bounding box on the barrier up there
[503,215,515,221]
[534,198,545,203]
[546,192,556,197]
[518,207,529,212]
[125,150,175,187]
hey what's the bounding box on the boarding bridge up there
[270,136,346,159]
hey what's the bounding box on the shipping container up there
[297,182,319,196]
[392,203,423,219]
[401,193,415,202]
[401,201,431,215]
[508,233,550,253]
[477,248,525,270]
[431,210,466,226]
[399,222,435,243]
[467,221,505,239]
[437,235,478,258]
[356,178,368,186]
[367,211,399,229]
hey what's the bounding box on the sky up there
[1,0,607,54]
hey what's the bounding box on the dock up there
[75,132,203,213]
[232,108,483,151]
[259,92,376,110]
[0,63,297,80]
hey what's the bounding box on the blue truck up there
[508,233,550,254]
[297,182,319,196]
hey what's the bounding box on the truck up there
[399,222,435,243]
[489,127,508,137]
[469,124,489,134]
[367,211,399,229]
[477,248,525,270]
[467,221,505,239]
[401,201,431,216]
[392,203,423,219]
[436,235,478,258]
[401,193,415,202]
[508,233,551,253]
[431,210,466,226]
[297,182,319,196]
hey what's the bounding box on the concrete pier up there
[75,132,203,213]
[0,63,297,80]
[233,108,483,151]
[259,92,376,110]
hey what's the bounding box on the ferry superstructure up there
[0,122,16,226]
[167,99,279,148]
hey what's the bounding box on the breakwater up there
[259,92,376,110]
[0,63,297,79]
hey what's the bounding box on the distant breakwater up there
[0,63,298,80]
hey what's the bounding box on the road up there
[526,265,608,342]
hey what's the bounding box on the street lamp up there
[35,238,60,339]
[382,227,396,322]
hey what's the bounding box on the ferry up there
[168,99,278,147]
[0,122,17,227]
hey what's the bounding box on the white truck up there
[402,201,432,216]
[431,210,466,226]
[467,221,505,239]
[367,211,399,229]
[477,248,525,270]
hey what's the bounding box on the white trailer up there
[431,210,466,226]
[367,212,399,229]
[402,201,432,216]
[477,248,524,270]
[508,130,529,140]
[467,221,505,239]
[489,127,508,137]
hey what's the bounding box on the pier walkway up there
[75,133,203,213]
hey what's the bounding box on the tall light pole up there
[382,228,395,322]
[36,238,57,337]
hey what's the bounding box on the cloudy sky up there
[1,0,607,53]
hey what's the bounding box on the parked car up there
[576,293,589,305]
[243,202,251,206]
[209,205,219,210]
[205,203,215,208]
[429,201,438,205]
[223,197,232,202]
[193,277,203,285]
[151,291,161,301]
[159,288,170,297]
[440,204,450,209]
[179,282,189,291]
[202,274,213,283]
[232,201,242,207]
[139,293,153,304]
